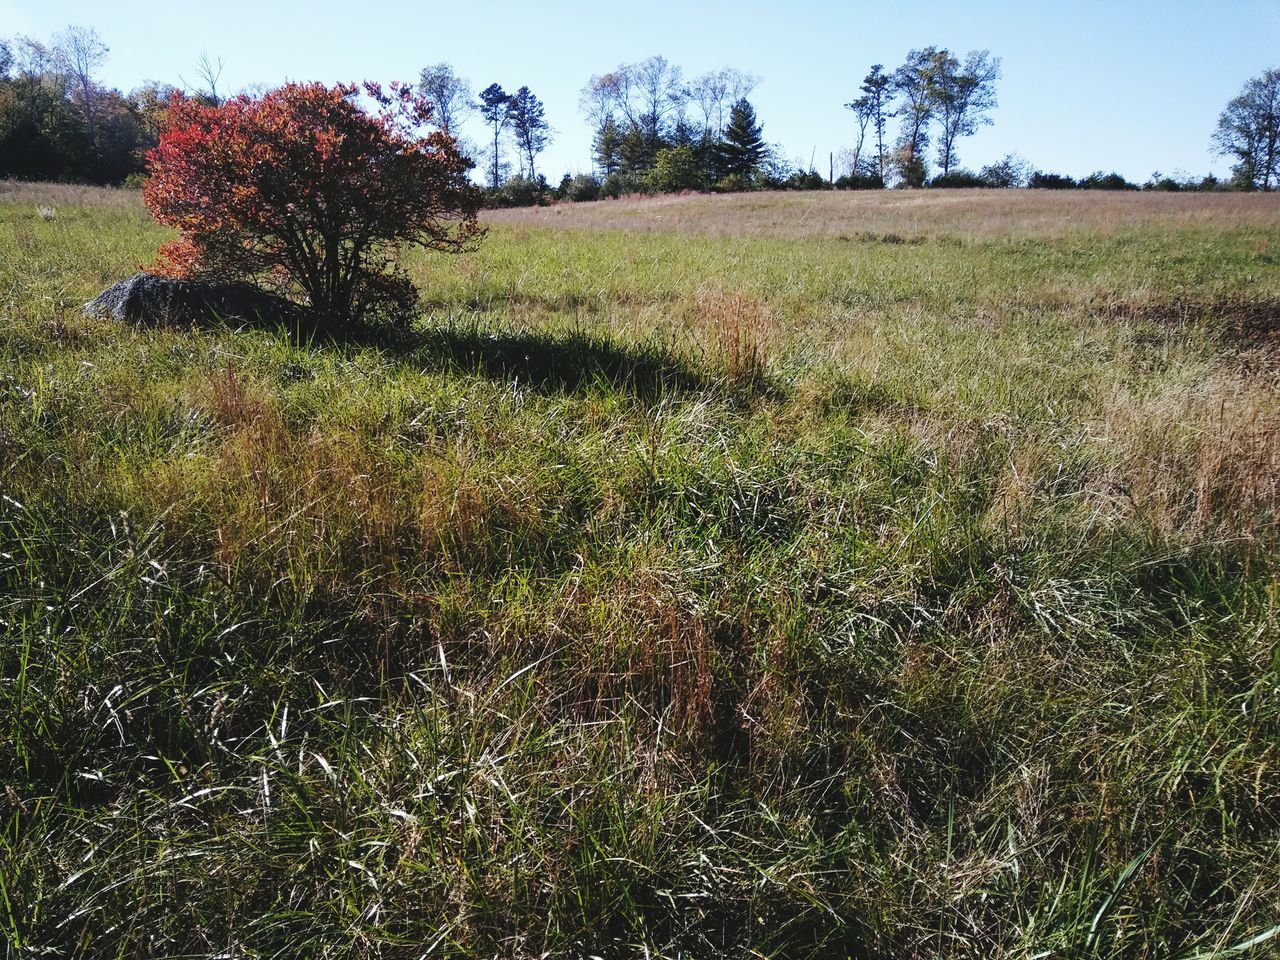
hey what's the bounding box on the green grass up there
[2,187,1279,958]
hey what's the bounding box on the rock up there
[83,273,303,327]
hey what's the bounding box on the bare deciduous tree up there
[186,50,225,106]
[417,62,473,135]
[690,67,758,140]
[52,24,107,145]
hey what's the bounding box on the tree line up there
[2,25,1277,198]
[0,28,173,184]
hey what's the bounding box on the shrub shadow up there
[333,321,714,400]
[87,277,747,400]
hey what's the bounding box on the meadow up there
[2,182,1279,958]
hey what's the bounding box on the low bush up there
[1028,170,1077,189]
[563,173,602,202]
[784,169,830,190]
[835,172,886,190]
[600,171,652,198]
[930,169,989,188]
[1078,170,1140,190]
[488,174,551,208]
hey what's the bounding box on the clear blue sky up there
[4,0,1277,182]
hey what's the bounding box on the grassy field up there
[2,183,1279,958]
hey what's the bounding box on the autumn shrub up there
[143,82,484,329]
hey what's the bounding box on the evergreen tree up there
[478,83,510,189]
[847,64,894,181]
[618,121,652,174]
[508,85,552,179]
[593,114,622,176]
[717,98,765,181]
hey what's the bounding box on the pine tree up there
[593,115,622,176]
[717,98,765,181]
[478,83,510,189]
[508,85,551,179]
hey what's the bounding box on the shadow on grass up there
[92,282,764,400]
[360,322,711,399]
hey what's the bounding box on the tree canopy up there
[1214,68,1280,190]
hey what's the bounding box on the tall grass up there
[1,186,1278,958]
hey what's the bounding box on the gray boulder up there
[84,273,303,327]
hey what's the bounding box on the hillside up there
[2,184,1279,958]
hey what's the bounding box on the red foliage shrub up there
[143,81,483,327]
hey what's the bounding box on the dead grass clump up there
[1110,381,1280,544]
[197,359,271,430]
[1190,407,1279,542]
[689,287,773,388]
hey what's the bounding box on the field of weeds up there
[2,184,1279,958]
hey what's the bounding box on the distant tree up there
[92,87,149,183]
[1213,68,1280,190]
[892,48,937,186]
[580,56,690,175]
[491,173,550,207]
[478,82,510,189]
[1144,171,1184,192]
[129,81,178,145]
[845,94,874,175]
[593,114,623,176]
[929,168,989,188]
[417,62,473,135]
[0,47,89,180]
[0,40,12,79]
[145,81,483,327]
[564,172,601,202]
[689,67,758,140]
[10,35,54,79]
[717,98,766,182]
[580,70,624,134]
[632,55,685,151]
[618,120,653,173]
[508,85,552,179]
[183,50,224,106]
[851,65,894,181]
[52,24,107,147]
[927,49,1000,177]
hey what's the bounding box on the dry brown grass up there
[488,189,1280,239]
[686,287,774,387]
[1104,374,1280,545]
[0,180,144,209]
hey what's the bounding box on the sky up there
[4,0,1278,183]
